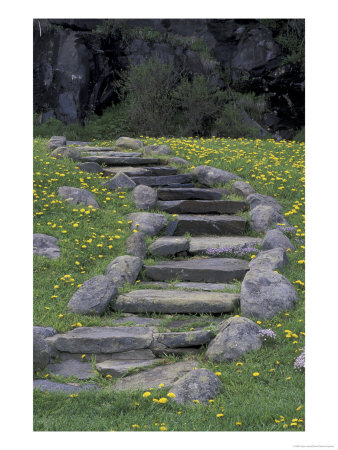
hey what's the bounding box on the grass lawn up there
[33,136,305,431]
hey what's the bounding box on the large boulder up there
[240,269,298,319]
[50,147,82,161]
[143,144,172,155]
[115,137,143,150]
[262,229,295,251]
[127,212,167,236]
[77,162,103,174]
[206,316,262,362]
[58,186,99,208]
[47,136,67,150]
[33,326,58,339]
[33,234,60,259]
[105,255,143,287]
[67,275,118,315]
[249,248,288,271]
[247,193,283,212]
[103,172,136,190]
[169,157,189,166]
[33,329,51,371]
[250,205,287,232]
[125,231,147,259]
[170,368,222,404]
[193,165,241,187]
[231,181,255,197]
[131,185,158,210]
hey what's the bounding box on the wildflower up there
[236,362,243,366]
[167,392,176,398]
[158,383,164,388]
[258,329,276,341]
[252,372,260,377]
[159,398,168,404]
[58,314,63,318]
[294,349,305,370]
[193,400,199,403]
[69,394,78,398]
[81,354,86,359]
[106,374,112,378]
[216,414,224,418]
[142,391,151,398]
[132,424,140,429]
[296,405,303,411]
[160,426,167,431]
[215,372,221,376]
[236,422,242,426]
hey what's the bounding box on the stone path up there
[34,136,298,401]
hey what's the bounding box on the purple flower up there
[258,328,277,341]
[294,349,305,370]
[205,246,260,258]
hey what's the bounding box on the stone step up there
[145,258,249,283]
[157,200,248,214]
[138,281,238,291]
[114,289,240,313]
[103,166,178,177]
[80,152,142,158]
[188,236,263,255]
[33,380,99,393]
[96,359,160,378]
[169,214,248,236]
[46,359,95,380]
[79,156,162,166]
[157,187,230,200]
[131,174,193,187]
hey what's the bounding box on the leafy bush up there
[212,104,260,139]
[293,127,305,142]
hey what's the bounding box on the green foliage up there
[233,91,268,123]
[212,104,260,139]
[293,127,305,142]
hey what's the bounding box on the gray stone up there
[152,348,202,356]
[58,186,99,208]
[113,360,199,391]
[131,185,158,210]
[127,212,167,236]
[157,199,248,214]
[103,172,137,190]
[174,282,237,291]
[103,166,178,177]
[81,152,142,160]
[106,255,143,287]
[132,174,193,187]
[47,136,67,150]
[33,380,99,393]
[33,329,51,371]
[157,187,229,201]
[247,193,283,212]
[96,359,159,377]
[193,165,241,186]
[231,181,256,197]
[143,144,172,155]
[152,330,213,349]
[114,289,239,314]
[170,368,222,404]
[50,146,82,161]
[240,269,298,319]
[81,156,160,166]
[170,214,247,236]
[77,162,104,173]
[205,316,263,362]
[115,137,144,150]
[145,258,249,283]
[262,229,295,252]
[67,275,118,315]
[250,205,287,233]
[45,327,153,354]
[56,349,156,363]
[169,157,189,165]
[149,237,189,257]
[125,231,147,259]
[46,360,95,380]
[33,326,58,339]
[188,236,262,255]
[112,315,162,326]
[249,248,288,271]
[33,233,60,259]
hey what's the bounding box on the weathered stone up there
[71,145,116,152]
[67,275,118,315]
[149,237,189,257]
[231,180,256,197]
[103,172,137,191]
[103,166,178,177]
[170,368,222,404]
[127,212,167,236]
[169,157,189,165]
[105,255,143,287]
[113,360,199,391]
[115,137,144,150]
[114,289,239,314]
[77,161,104,173]
[33,329,51,371]
[157,187,229,200]
[132,185,158,210]
[145,258,249,283]
[152,348,202,356]
[152,330,213,349]
[125,231,147,259]
[50,146,82,161]
[165,317,224,330]
[193,165,241,186]
[262,229,295,251]
[171,214,247,236]
[112,315,162,326]
[188,236,262,255]
[45,327,153,354]
[250,205,287,232]
[81,152,142,160]
[33,326,58,339]
[33,380,99,393]
[205,316,262,362]
[247,193,283,212]
[96,359,158,377]
[132,174,193,187]
[240,269,298,319]
[56,349,156,363]
[47,136,67,150]
[143,144,172,155]
[174,282,237,291]
[81,156,160,166]
[58,186,99,208]
[157,199,248,214]
[46,360,95,380]
[33,233,61,259]
[249,248,288,271]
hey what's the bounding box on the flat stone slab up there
[174,282,238,291]
[33,380,99,393]
[114,289,239,314]
[145,258,249,283]
[152,330,213,349]
[56,349,156,363]
[157,187,230,201]
[149,236,189,257]
[171,214,247,236]
[33,233,60,259]
[46,360,95,380]
[45,327,153,354]
[157,200,248,214]
[112,316,163,326]
[189,236,262,255]
[79,156,161,166]
[132,174,193,187]
[80,152,142,158]
[96,359,159,377]
[103,166,178,177]
[113,360,199,391]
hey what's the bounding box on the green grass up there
[33,135,305,431]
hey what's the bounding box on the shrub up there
[212,104,260,139]
[293,126,305,142]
